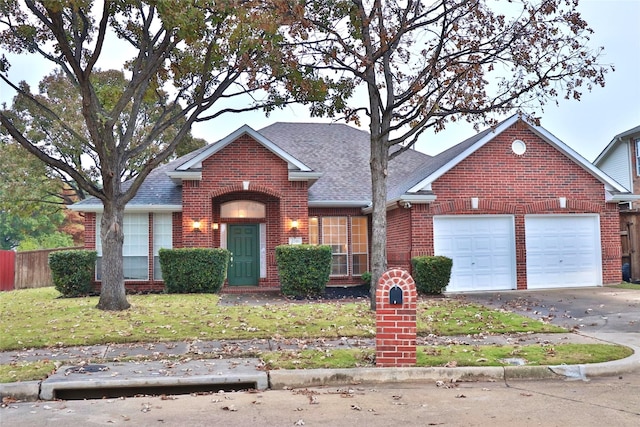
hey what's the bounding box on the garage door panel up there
[434,216,516,292]
[525,215,601,289]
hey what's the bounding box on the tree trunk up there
[369,137,389,310]
[96,201,130,311]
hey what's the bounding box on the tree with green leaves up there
[0,0,325,310]
[289,0,610,309]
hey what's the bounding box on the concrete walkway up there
[2,286,639,401]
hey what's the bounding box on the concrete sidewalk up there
[2,331,638,402]
[2,287,639,402]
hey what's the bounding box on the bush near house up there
[49,250,97,297]
[276,244,332,297]
[411,255,453,295]
[160,248,230,293]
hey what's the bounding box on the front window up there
[221,200,266,218]
[96,213,149,280]
[351,217,369,275]
[636,139,640,176]
[308,216,369,276]
[153,213,172,280]
[322,217,348,275]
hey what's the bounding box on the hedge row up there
[275,244,332,297]
[411,255,453,295]
[49,250,97,297]
[159,248,230,293]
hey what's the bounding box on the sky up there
[1,0,638,162]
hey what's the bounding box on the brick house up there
[594,124,640,281]
[71,114,633,293]
[594,124,640,210]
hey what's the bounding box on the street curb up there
[0,381,40,402]
[269,366,504,390]
[2,344,638,401]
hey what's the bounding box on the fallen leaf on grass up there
[351,404,362,411]
[222,405,237,411]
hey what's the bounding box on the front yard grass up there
[0,287,565,351]
[262,344,633,370]
[0,287,631,382]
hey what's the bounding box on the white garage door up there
[525,215,601,289]
[433,216,516,292]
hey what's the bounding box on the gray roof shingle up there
[71,122,436,210]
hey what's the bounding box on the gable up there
[596,140,632,192]
[432,124,607,200]
[166,124,322,184]
[406,115,628,199]
[201,133,292,186]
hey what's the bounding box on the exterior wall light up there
[193,220,202,232]
[212,222,219,230]
[291,219,299,230]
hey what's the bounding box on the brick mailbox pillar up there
[375,268,417,367]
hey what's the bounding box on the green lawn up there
[0,287,631,382]
[0,287,565,350]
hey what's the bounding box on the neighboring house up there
[71,114,634,293]
[594,124,640,209]
[594,124,640,282]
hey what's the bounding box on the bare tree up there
[290,0,609,308]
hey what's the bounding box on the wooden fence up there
[620,211,640,282]
[13,247,83,290]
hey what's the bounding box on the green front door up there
[227,224,259,286]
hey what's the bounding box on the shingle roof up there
[258,122,431,204]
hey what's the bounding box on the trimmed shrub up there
[275,244,332,297]
[49,250,97,297]
[411,255,453,295]
[361,271,372,286]
[160,248,230,293]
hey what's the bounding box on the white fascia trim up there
[165,171,202,184]
[68,204,182,213]
[289,171,324,181]
[528,122,629,193]
[176,124,313,172]
[308,200,371,208]
[606,192,640,203]
[407,115,521,193]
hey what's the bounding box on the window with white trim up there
[96,213,149,280]
[153,213,172,280]
[351,217,369,276]
[322,217,348,275]
[636,139,640,176]
[309,217,319,245]
[309,216,369,276]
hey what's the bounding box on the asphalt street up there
[2,372,640,426]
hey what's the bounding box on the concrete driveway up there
[457,286,640,347]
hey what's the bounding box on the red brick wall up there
[387,206,411,269]
[84,213,96,250]
[403,120,621,288]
